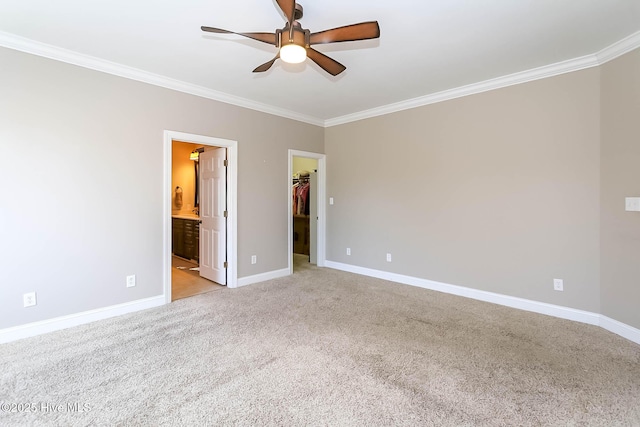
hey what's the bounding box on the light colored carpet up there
[1,256,639,426]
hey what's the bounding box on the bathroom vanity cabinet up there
[172,216,200,262]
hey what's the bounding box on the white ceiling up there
[1,0,639,125]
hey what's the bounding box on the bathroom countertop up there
[172,214,200,220]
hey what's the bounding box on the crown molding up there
[1,28,639,129]
[324,54,602,127]
[596,30,640,64]
[325,30,640,127]
[325,54,598,127]
[0,31,324,127]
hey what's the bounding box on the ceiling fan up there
[201,0,380,76]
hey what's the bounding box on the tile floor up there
[171,256,225,301]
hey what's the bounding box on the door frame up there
[163,130,238,304]
[288,149,326,274]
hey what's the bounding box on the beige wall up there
[600,49,640,329]
[0,46,323,329]
[326,68,602,313]
[2,41,638,335]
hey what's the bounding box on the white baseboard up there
[325,261,640,345]
[600,315,640,345]
[4,266,638,347]
[0,295,165,344]
[236,268,290,288]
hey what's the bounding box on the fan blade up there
[307,48,346,76]
[253,54,280,73]
[201,26,277,46]
[310,21,380,45]
[275,0,296,25]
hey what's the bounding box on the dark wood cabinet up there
[172,217,200,262]
[293,215,310,255]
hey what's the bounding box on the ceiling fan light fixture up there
[201,2,380,76]
[280,43,307,64]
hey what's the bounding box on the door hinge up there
[224,261,228,269]
[224,159,228,167]
[224,210,228,218]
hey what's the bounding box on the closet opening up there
[288,150,326,274]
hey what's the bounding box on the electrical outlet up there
[346,248,351,256]
[386,253,392,262]
[126,275,136,288]
[251,255,257,264]
[553,278,563,291]
[625,197,640,212]
[23,292,37,307]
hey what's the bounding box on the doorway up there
[163,131,238,305]
[288,150,326,274]
[170,142,226,300]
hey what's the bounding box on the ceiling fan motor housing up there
[276,24,310,48]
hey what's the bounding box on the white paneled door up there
[199,147,227,285]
